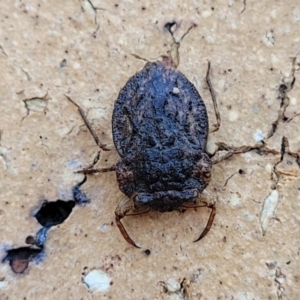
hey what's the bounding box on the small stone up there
[83,270,111,292]
[165,278,181,293]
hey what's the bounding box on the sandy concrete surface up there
[0,0,299,299]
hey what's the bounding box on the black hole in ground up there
[3,247,43,274]
[35,200,75,227]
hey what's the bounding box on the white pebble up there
[228,111,238,121]
[260,190,280,235]
[83,270,111,292]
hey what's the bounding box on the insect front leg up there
[179,189,217,242]
[115,196,150,248]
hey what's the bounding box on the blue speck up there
[252,106,260,114]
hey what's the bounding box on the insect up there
[66,59,220,248]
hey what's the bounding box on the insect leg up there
[65,95,111,151]
[211,142,263,164]
[206,61,221,133]
[211,135,284,165]
[76,165,116,174]
[179,189,217,242]
[115,197,150,248]
[194,202,216,242]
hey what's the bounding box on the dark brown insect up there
[66,59,220,248]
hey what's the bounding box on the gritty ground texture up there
[0,0,300,299]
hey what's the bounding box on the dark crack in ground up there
[223,169,245,187]
[81,0,106,26]
[2,176,88,274]
[21,93,49,122]
[212,56,299,169]
[163,22,196,69]
[0,44,8,56]
[0,130,9,170]
[59,58,67,69]
[159,277,190,300]
[0,151,9,170]
[131,22,196,69]
[241,0,247,14]
[266,262,287,300]
[13,61,31,81]
[265,57,298,139]
[211,57,299,238]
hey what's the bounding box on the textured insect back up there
[112,60,216,247]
